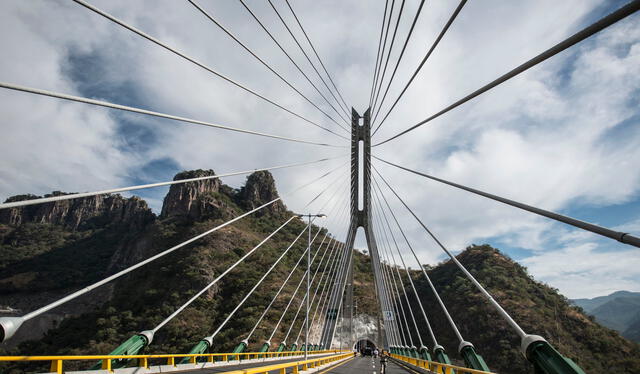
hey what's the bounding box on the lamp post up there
[297,213,326,360]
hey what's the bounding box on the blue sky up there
[0,0,639,299]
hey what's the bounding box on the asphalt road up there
[324,356,408,374]
[178,353,411,374]
[185,353,338,374]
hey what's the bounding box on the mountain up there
[406,245,640,374]
[572,291,640,340]
[572,291,640,314]
[624,314,640,342]
[0,170,378,373]
[1,172,639,374]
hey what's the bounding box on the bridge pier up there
[319,108,389,350]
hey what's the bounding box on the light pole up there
[297,213,326,360]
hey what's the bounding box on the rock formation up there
[160,169,222,220]
[0,192,155,230]
[239,171,286,216]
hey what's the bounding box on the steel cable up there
[244,176,351,342]
[268,203,351,345]
[284,0,351,112]
[372,0,467,135]
[370,0,396,109]
[0,82,343,147]
[370,0,426,124]
[204,222,309,340]
[0,157,341,210]
[369,0,390,108]
[187,0,349,139]
[373,202,415,349]
[5,161,345,327]
[370,174,442,347]
[374,0,640,142]
[371,0,407,114]
[152,163,351,335]
[268,0,351,123]
[374,156,640,248]
[71,0,346,140]
[371,188,427,349]
[372,165,527,339]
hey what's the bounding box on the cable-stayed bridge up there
[0,1,639,374]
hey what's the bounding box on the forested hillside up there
[0,170,377,373]
[405,245,640,374]
[1,170,639,374]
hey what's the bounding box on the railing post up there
[167,356,175,366]
[138,357,149,368]
[190,355,197,364]
[207,354,214,363]
[50,359,63,374]
[101,358,112,372]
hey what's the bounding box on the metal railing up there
[218,352,353,374]
[391,353,495,374]
[0,349,349,373]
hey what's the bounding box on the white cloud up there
[0,0,639,300]
[521,240,640,298]
[0,1,141,197]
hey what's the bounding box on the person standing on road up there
[379,350,388,374]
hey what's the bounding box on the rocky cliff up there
[239,171,286,216]
[0,192,154,230]
[160,169,222,220]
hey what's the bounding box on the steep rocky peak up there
[159,169,287,220]
[239,171,286,215]
[0,192,155,230]
[160,169,222,219]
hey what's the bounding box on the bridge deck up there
[326,356,411,374]
[185,355,411,374]
[184,354,335,374]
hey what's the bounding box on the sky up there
[0,0,638,299]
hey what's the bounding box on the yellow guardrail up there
[391,353,495,374]
[218,352,353,374]
[0,349,349,373]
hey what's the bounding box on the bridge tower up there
[319,108,388,349]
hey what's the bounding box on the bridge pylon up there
[319,108,389,350]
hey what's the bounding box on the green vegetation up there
[404,245,640,374]
[0,173,374,373]
[1,174,638,374]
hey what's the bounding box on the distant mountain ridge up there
[572,291,640,342]
[573,291,640,312]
